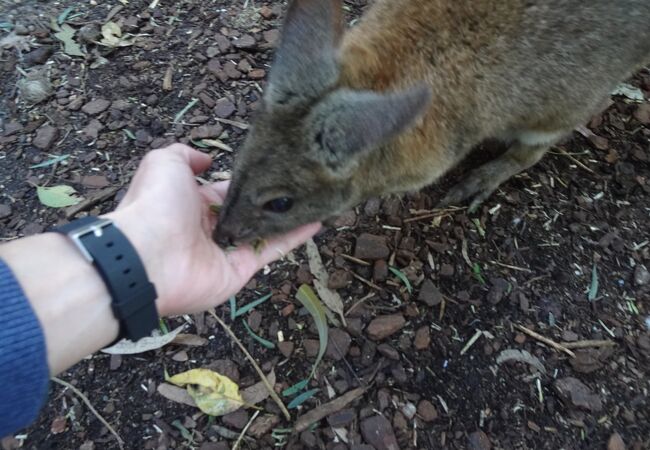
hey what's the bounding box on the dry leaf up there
[496,349,547,375]
[102,326,184,354]
[169,368,245,416]
[54,24,85,57]
[305,238,345,326]
[157,383,197,407]
[241,370,276,405]
[162,66,173,91]
[172,333,208,346]
[99,21,134,47]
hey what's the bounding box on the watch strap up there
[53,216,159,342]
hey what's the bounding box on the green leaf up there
[242,319,275,349]
[229,296,237,321]
[389,267,412,294]
[36,185,83,208]
[296,284,328,379]
[287,388,319,409]
[471,218,486,238]
[588,264,599,302]
[57,6,74,25]
[159,318,169,334]
[233,293,272,318]
[472,263,486,285]
[282,379,309,397]
[191,139,209,149]
[29,154,70,169]
[53,23,85,57]
[123,129,136,140]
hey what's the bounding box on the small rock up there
[3,120,23,136]
[278,341,294,358]
[487,278,509,304]
[33,124,58,150]
[190,124,223,140]
[467,430,492,450]
[79,440,95,450]
[300,430,317,448]
[304,339,320,357]
[223,61,241,79]
[366,314,406,340]
[248,414,280,439]
[569,349,605,374]
[222,409,248,429]
[634,264,649,286]
[417,400,438,422]
[355,233,390,260]
[248,68,266,79]
[82,119,104,140]
[0,204,12,219]
[364,197,381,216]
[633,103,650,124]
[439,263,454,277]
[259,6,277,19]
[263,29,280,46]
[514,333,526,344]
[417,279,442,306]
[22,222,44,236]
[81,175,109,188]
[24,46,54,67]
[326,328,351,360]
[607,432,626,450]
[327,408,356,427]
[360,415,399,450]
[206,46,220,58]
[280,304,295,316]
[232,34,256,49]
[361,340,377,366]
[172,350,188,362]
[214,98,236,118]
[373,260,389,282]
[247,310,262,332]
[332,210,356,228]
[562,330,579,342]
[554,377,602,412]
[414,326,430,350]
[77,24,100,43]
[82,98,111,115]
[328,270,351,290]
[377,343,400,360]
[109,354,122,371]
[135,129,153,147]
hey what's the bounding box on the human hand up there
[105,144,320,316]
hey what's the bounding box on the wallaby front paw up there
[439,168,500,213]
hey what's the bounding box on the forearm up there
[0,233,119,375]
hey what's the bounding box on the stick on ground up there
[515,324,576,358]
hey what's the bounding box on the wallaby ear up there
[266,0,343,106]
[307,84,432,175]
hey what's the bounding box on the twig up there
[51,377,124,449]
[209,310,291,420]
[557,148,596,175]
[340,254,371,266]
[460,330,482,355]
[216,117,249,129]
[403,207,466,223]
[232,409,260,450]
[490,260,533,273]
[345,292,375,317]
[515,324,576,358]
[294,387,366,433]
[65,186,120,219]
[560,339,616,349]
[350,272,382,291]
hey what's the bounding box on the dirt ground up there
[1,1,649,449]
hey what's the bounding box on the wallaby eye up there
[263,197,294,213]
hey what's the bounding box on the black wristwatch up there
[52,216,159,343]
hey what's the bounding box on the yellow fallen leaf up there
[168,368,245,416]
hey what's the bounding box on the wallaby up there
[214,0,650,244]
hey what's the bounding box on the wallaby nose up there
[213,222,238,248]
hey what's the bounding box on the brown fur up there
[214,0,650,244]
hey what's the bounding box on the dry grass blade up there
[232,409,260,450]
[305,238,346,326]
[51,377,124,449]
[515,324,576,358]
[560,339,616,349]
[209,310,290,420]
[294,387,366,432]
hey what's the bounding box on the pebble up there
[232,34,256,49]
[222,409,249,429]
[81,175,110,188]
[82,98,111,115]
[467,430,492,450]
[414,326,431,350]
[33,124,58,150]
[328,269,351,289]
[487,278,509,304]
[247,310,262,332]
[326,328,351,361]
[223,61,241,79]
[377,343,400,360]
[634,264,649,286]
[561,330,579,342]
[366,314,406,340]
[417,400,438,422]
[248,414,280,439]
[360,415,400,450]
[24,46,54,67]
[0,203,12,219]
[607,432,626,450]
[214,97,236,118]
[417,279,442,306]
[354,233,390,260]
[327,408,356,427]
[304,339,320,357]
[248,68,266,79]
[172,350,188,362]
[278,341,294,358]
[373,260,389,282]
[554,377,602,412]
[190,124,223,140]
[439,263,455,277]
[3,120,23,136]
[332,210,357,228]
[135,129,153,147]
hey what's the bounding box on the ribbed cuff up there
[0,258,49,437]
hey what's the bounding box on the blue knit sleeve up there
[0,258,49,437]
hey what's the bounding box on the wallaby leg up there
[439,138,555,212]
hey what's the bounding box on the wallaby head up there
[214,0,431,244]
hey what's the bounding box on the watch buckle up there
[68,218,113,263]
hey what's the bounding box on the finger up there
[226,222,321,282]
[160,143,213,174]
[198,181,231,204]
